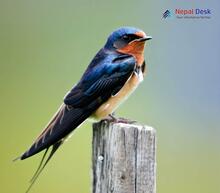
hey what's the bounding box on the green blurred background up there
[1,0,220,193]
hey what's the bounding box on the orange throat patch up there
[117,41,145,66]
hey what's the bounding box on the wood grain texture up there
[92,120,156,193]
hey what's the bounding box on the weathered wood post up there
[92,120,156,193]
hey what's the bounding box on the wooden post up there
[92,120,156,193]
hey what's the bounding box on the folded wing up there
[20,54,136,160]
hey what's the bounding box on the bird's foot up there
[101,113,117,123]
[101,113,137,124]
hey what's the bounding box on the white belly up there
[91,70,143,120]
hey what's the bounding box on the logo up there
[162,8,212,19]
[162,10,172,19]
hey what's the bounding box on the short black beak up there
[138,36,152,42]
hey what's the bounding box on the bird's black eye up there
[122,34,140,42]
[113,34,139,49]
[122,35,130,41]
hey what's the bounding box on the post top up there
[93,119,156,133]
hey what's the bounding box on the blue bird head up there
[104,27,151,50]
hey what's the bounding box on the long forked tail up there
[13,103,92,192]
[14,101,96,192]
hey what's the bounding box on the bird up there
[15,26,152,192]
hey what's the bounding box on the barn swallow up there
[16,26,152,192]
